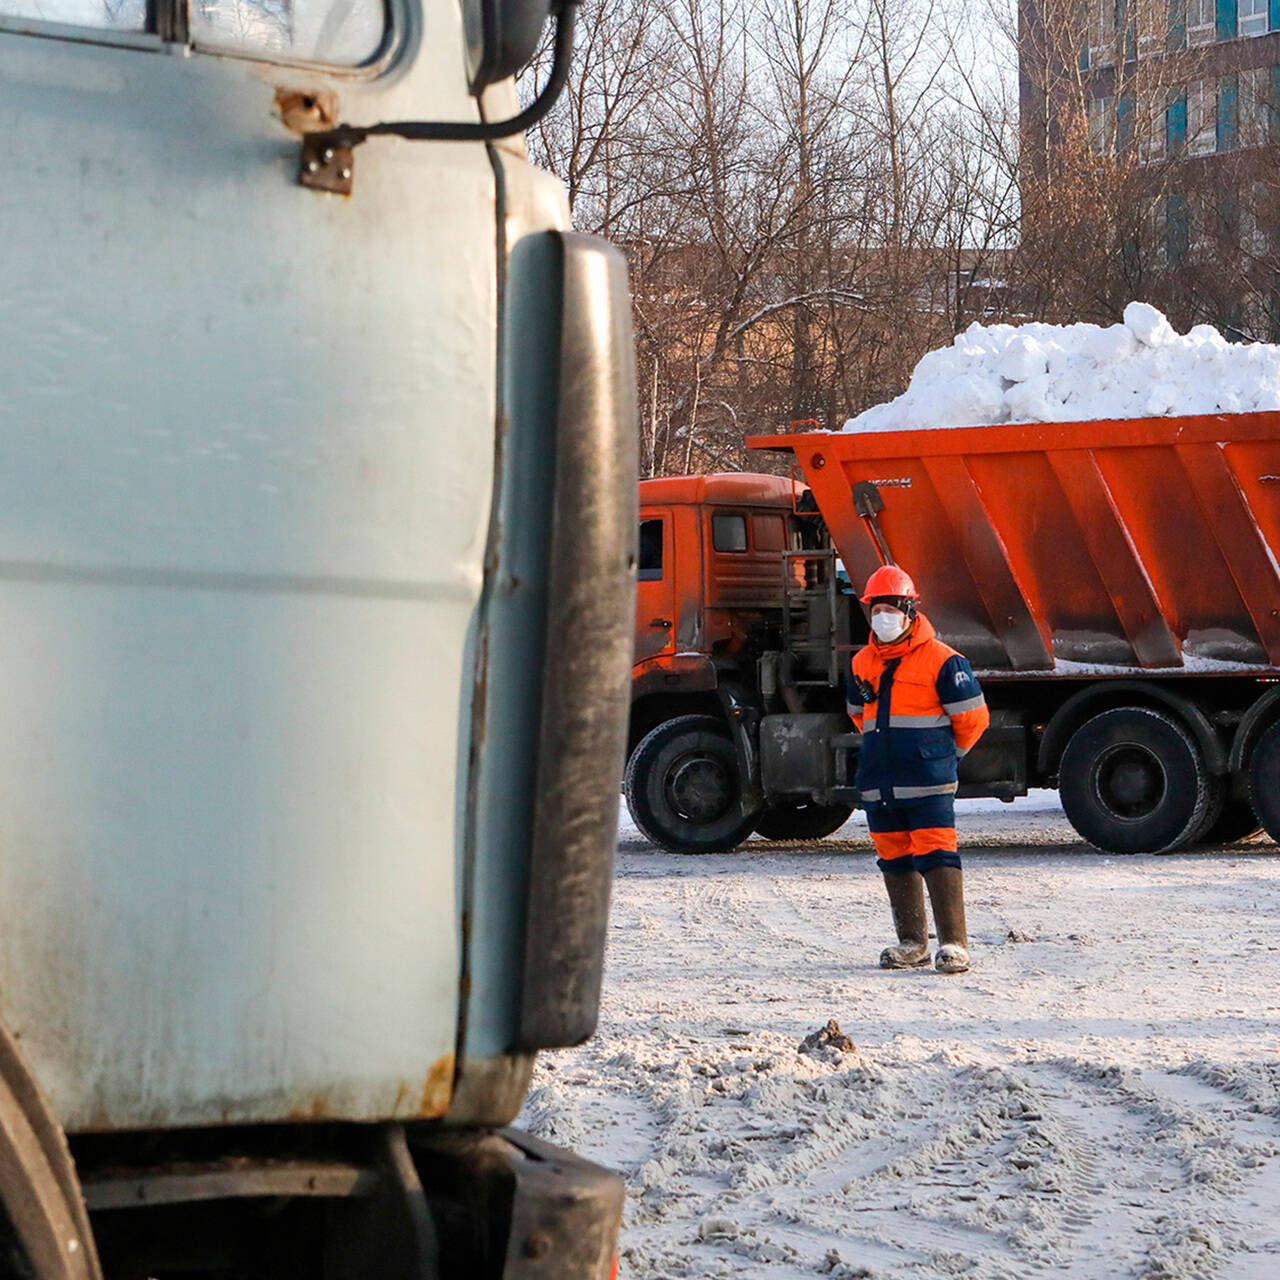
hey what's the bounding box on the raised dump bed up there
[749,410,1280,677]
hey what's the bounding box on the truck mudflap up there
[411,1127,623,1280]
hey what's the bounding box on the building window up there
[1188,0,1216,41]
[1116,0,1138,57]
[1218,74,1240,149]
[1089,0,1116,66]
[1216,195,1240,240]
[1166,194,1190,265]
[1217,0,1238,38]
[1088,95,1113,154]
[1167,92,1189,153]
[1189,80,1216,153]
[1239,66,1268,144]
[1169,0,1188,46]
[1240,0,1267,35]
[1117,94,1137,154]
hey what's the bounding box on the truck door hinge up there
[299,136,356,195]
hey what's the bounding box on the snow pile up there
[843,302,1280,432]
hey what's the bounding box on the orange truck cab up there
[627,473,866,851]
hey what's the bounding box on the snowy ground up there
[519,794,1280,1279]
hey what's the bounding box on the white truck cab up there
[0,1,636,1274]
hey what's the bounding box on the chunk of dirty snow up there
[842,303,1280,432]
[697,1217,739,1240]
[798,1018,857,1057]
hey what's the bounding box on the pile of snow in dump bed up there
[843,301,1280,432]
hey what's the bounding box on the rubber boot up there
[879,869,931,969]
[923,865,970,973]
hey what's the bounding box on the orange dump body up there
[749,411,1280,675]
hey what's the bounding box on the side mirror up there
[469,0,560,92]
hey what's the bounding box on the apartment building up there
[1022,0,1280,159]
[1019,0,1280,333]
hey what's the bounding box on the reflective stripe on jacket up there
[847,612,989,803]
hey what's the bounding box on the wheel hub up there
[667,754,733,823]
[1095,745,1166,820]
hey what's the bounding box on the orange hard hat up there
[861,564,920,603]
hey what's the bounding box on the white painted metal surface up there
[0,2,544,1129]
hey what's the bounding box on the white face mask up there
[870,610,908,643]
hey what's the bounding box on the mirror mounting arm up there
[299,0,579,196]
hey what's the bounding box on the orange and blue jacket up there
[847,613,989,804]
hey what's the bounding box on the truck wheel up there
[753,801,854,841]
[1194,798,1262,846]
[625,714,757,853]
[1248,720,1280,844]
[1058,706,1214,854]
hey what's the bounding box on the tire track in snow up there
[993,1057,1280,1276]
[523,837,1280,1278]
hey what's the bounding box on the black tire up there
[624,714,758,853]
[1194,797,1263,846]
[1058,706,1214,854]
[753,800,854,842]
[1248,720,1280,844]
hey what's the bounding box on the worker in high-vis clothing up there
[848,565,989,973]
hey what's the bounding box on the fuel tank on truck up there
[750,412,1280,677]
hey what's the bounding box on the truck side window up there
[638,519,663,580]
[191,0,386,63]
[712,513,747,552]
[0,0,146,29]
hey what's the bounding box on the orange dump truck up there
[625,410,1280,855]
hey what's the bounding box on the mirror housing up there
[470,0,560,92]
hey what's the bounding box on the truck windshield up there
[0,0,386,64]
[0,0,145,30]
[192,0,386,64]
